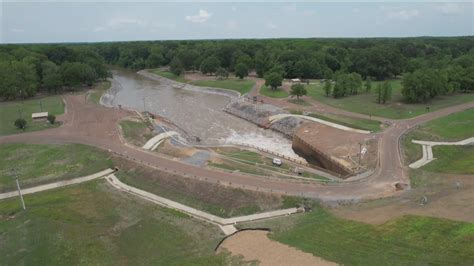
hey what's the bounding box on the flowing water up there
[102,68,301,159]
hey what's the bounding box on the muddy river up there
[102,68,300,158]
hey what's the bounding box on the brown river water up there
[101,68,301,159]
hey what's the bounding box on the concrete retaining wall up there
[292,135,353,177]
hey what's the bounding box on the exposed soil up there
[218,230,337,266]
[155,139,197,159]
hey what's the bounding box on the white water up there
[104,68,303,160]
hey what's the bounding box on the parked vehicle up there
[272,158,282,166]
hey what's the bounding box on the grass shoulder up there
[119,119,154,147]
[0,143,113,192]
[87,81,111,104]
[150,69,187,83]
[0,95,64,136]
[191,78,255,95]
[306,111,382,132]
[260,85,289,98]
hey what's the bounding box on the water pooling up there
[102,68,301,159]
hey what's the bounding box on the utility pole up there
[12,168,26,210]
[18,89,23,119]
[39,100,43,112]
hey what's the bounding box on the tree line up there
[0,36,473,103]
[0,46,108,100]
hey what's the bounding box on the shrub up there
[14,118,27,130]
[47,114,56,124]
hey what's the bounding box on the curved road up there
[1,91,472,202]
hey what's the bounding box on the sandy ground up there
[218,230,337,266]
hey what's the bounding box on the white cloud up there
[383,7,419,21]
[185,9,212,23]
[434,3,463,15]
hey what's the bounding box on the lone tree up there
[170,57,184,76]
[264,72,283,91]
[234,63,248,79]
[365,78,372,93]
[323,80,332,96]
[216,67,229,80]
[376,83,383,104]
[376,81,392,104]
[289,84,307,100]
[47,114,56,124]
[381,81,392,104]
[14,118,27,131]
[200,56,220,75]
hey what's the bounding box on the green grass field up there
[0,143,113,192]
[119,120,153,146]
[305,80,474,119]
[260,85,289,98]
[191,79,255,95]
[150,69,187,83]
[87,81,111,104]
[0,96,64,135]
[403,108,474,164]
[242,206,474,265]
[422,146,474,175]
[0,180,234,265]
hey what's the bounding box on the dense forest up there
[0,37,473,102]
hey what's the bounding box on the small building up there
[32,112,48,121]
[291,78,301,83]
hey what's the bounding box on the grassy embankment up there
[209,149,329,181]
[150,69,187,83]
[0,180,236,265]
[0,143,113,192]
[115,159,300,218]
[240,204,474,265]
[151,69,255,95]
[191,79,255,95]
[260,85,289,98]
[403,108,474,176]
[119,120,154,147]
[289,109,382,132]
[87,81,111,104]
[305,80,474,119]
[0,96,64,136]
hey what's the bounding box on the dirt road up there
[0,91,472,202]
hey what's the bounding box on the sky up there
[1,1,473,43]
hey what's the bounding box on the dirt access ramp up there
[218,230,337,266]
